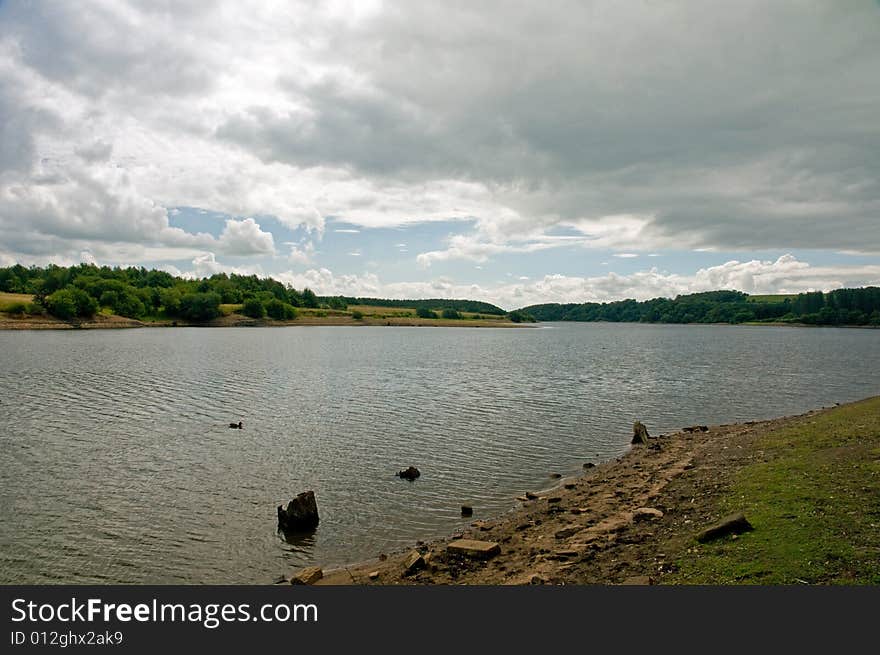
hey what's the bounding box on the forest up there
[519,288,880,326]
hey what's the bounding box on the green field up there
[0,291,34,311]
[668,397,880,584]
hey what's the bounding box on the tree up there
[178,292,221,321]
[301,288,319,308]
[265,298,297,320]
[416,307,436,319]
[43,288,98,320]
[242,297,266,318]
[441,308,461,319]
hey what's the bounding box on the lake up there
[1,323,878,583]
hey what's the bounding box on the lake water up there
[1,323,878,583]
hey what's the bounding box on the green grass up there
[0,291,34,311]
[668,397,880,584]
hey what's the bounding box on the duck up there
[229,421,243,429]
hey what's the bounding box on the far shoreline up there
[0,313,534,330]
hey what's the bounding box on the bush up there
[265,298,297,320]
[416,307,436,319]
[507,311,535,323]
[441,308,461,319]
[5,302,28,315]
[43,287,98,320]
[241,297,266,318]
[351,310,364,320]
[178,292,221,322]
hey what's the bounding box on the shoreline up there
[0,314,531,330]
[286,397,878,585]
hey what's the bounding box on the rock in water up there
[397,466,421,481]
[632,421,650,444]
[696,512,753,543]
[461,505,474,517]
[277,491,320,531]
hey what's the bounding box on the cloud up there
[217,218,275,256]
[287,241,316,265]
[1,1,879,277]
[613,253,639,259]
[265,255,880,311]
[73,140,113,163]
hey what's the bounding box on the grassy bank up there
[0,298,526,329]
[667,397,880,584]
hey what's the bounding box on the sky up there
[1,1,879,310]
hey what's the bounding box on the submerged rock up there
[397,466,421,481]
[277,491,320,532]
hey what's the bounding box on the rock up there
[564,483,576,490]
[683,425,709,433]
[583,462,595,469]
[550,473,562,479]
[397,466,421,481]
[447,539,501,559]
[277,491,320,532]
[515,496,529,502]
[403,550,425,575]
[696,512,754,543]
[289,566,323,585]
[621,575,654,585]
[461,505,473,517]
[525,492,539,500]
[554,526,581,540]
[368,571,379,580]
[547,497,562,503]
[554,549,579,559]
[633,507,665,522]
[378,553,388,561]
[529,574,547,585]
[632,421,650,444]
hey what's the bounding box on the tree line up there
[519,288,880,326]
[0,263,319,322]
[320,296,506,315]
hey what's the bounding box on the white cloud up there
[287,241,316,265]
[1,1,879,285]
[217,218,275,256]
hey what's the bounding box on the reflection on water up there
[0,323,878,583]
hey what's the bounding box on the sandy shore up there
[296,404,843,585]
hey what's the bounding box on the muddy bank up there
[293,405,845,586]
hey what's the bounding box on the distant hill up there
[319,296,507,315]
[518,288,880,326]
